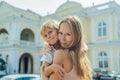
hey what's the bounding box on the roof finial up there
[109,0,115,2]
[92,2,94,6]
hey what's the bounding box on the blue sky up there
[3,0,120,16]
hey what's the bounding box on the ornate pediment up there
[0,1,41,21]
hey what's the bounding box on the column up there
[108,14,112,41]
[109,48,114,70]
[92,48,96,69]
[91,18,95,43]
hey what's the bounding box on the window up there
[119,53,120,72]
[0,33,8,42]
[98,21,107,37]
[118,23,120,40]
[98,52,108,68]
[0,58,6,70]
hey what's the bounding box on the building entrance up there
[19,53,33,74]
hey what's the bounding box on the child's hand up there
[51,64,65,79]
[81,44,88,55]
[43,44,52,54]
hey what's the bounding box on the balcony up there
[0,40,42,49]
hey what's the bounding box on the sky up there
[3,0,120,16]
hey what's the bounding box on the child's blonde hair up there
[40,20,59,38]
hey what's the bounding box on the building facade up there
[0,0,120,74]
[0,1,43,74]
[41,1,120,73]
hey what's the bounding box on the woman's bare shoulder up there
[54,49,64,57]
[53,49,66,64]
[54,49,67,57]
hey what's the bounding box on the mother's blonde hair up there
[59,16,92,80]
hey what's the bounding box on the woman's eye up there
[66,33,71,36]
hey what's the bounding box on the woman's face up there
[58,22,74,48]
[43,28,58,45]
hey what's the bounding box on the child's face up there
[43,28,58,45]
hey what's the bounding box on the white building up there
[0,1,43,74]
[0,0,120,74]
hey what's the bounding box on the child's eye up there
[44,35,47,38]
[58,32,62,35]
[49,31,52,34]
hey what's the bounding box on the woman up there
[40,19,88,80]
[49,16,92,80]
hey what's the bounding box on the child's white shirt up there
[40,46,56,64]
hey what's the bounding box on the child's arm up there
[40,62,49,80]
[44,50,65,79]
[46,64,65,80]
[44,62,53,77]
[81,43,88,54]
[44,63,64,77]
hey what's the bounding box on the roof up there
[56,1,82,13]
[0,1,41,19]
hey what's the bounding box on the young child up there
[40,20,88,80]
[40,20,63,80]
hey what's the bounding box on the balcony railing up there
[0,40,42,48]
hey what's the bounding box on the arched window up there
[20,29,34,42]
[98,52,108,68]
[0,29,8,42]
[98,21,107,37]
